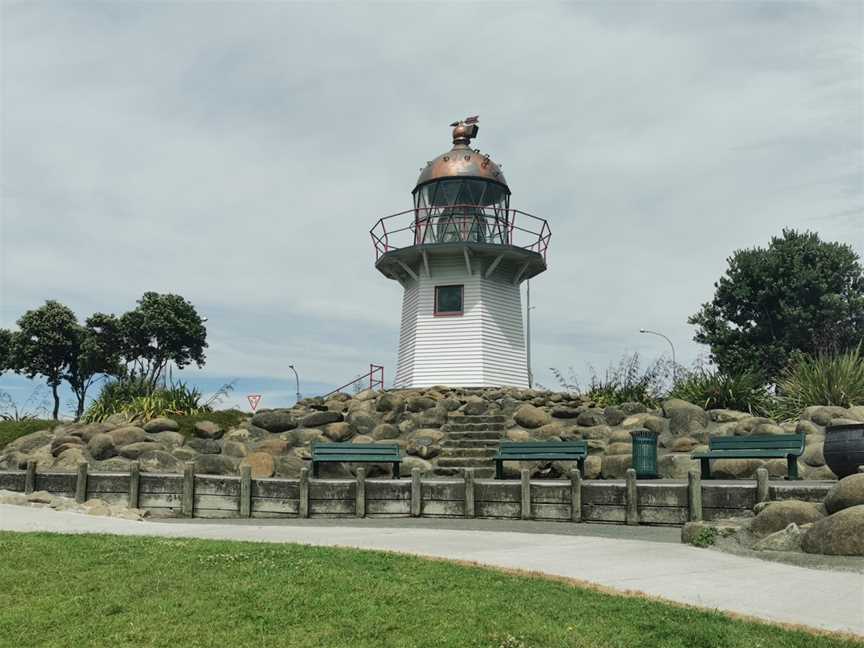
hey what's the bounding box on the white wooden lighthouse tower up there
[371,118,550,388]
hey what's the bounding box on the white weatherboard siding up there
[393,254,528,388]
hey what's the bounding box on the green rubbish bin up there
[630,428,659,479]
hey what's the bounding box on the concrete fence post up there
[75,462,88,504]
[182,461,195,517]
[687,469,702,522]
[240,465,252,518]
[25,460,36,495]
[410,468,421,517]
[625,468,639,526]
[520,469,531,520]
[755,467,770,504]
[299,467,310,518]
[355,467,366,518]
[128,461,140,509]
[570,468,582,523]
[464,468,475,518]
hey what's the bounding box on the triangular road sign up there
[247,394,262,412]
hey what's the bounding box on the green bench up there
[494,441,587,479]
[691,433,805,480]
[310,443,402,479]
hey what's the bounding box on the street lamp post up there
[639,328,677,382]
[288,365,301,404]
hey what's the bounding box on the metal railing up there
[370,205,551,261]
[323,364,385,399]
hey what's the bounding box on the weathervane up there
[450,115,479,145]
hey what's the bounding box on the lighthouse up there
[371,118,550,388]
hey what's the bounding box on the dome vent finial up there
[449,115,479,146]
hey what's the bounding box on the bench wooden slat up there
[310,443,402,479]
[495,441,587,479]
[691,433,804,480]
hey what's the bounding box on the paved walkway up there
[1,504,862,636]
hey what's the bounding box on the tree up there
[689,229,864,382]
[66,314,123,419]
[117,292,208,390]
[0,329,12,375]
[10,301,79,420]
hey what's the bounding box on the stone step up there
[437,457,496,468]
[445,431,503,441]
[433,466,496,479]
[441,439,502,449]
[447,415,507,424]
[440,447,498,458]
[443,422,506,433]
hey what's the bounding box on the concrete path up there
[1,505,862,636]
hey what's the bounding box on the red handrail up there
[323,364,384,399]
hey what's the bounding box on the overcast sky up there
[1,1,862,412]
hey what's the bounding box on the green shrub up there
[690,527,718,548]
[83,378,210,422]
[583,353,672,408]
[669,368,772,415]
[773,345,864,420]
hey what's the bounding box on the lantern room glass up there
[413,179,510,245]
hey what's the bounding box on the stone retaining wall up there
[0,463,833,526]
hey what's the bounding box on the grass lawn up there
[0,419,58,451]
[0,533,858,648]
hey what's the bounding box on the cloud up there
[1,2,861,401]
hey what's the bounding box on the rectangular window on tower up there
[434,285,464,316]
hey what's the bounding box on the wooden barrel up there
[824,423,864,479]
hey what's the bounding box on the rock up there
[194,454,238,475]
[417,406,447,427]
[138,450,182,473]
[81,499,112,517]
[151,431,185,449]
[109,426,147,447]
[802,505,864,556]
[119,442,163,460]
[824,473,864,514]
[51,441,85,458]
[250,411,298,433]
[401,456,433,475]
[751,500,823,536]
[242,425,271,442]
[601,454,632,479]
[347,413,377,437]
[406,396,436,412]
[354,388,377,402]
[240,452,275,478]
[0,490,28,505]
[290,428,325,446]
[372,423,400,440]
[222,440,248,458]
[707,409,751,423]
[753,523,803,552]
[254,438,290,456]
[658,454,699,479]
[711,459,765,479]
[550,406,581,419]
[847,405,864,421]
[513,404,551,429]
[662,399,708,436]
[534,422,566,440]
[752,423,785,436]
[323,422,353,442]
[302,411,343,427]
[273,453,306,478]
[462,397,488,416]
[795,420,823,436]
[582,455,602,479]
[608,429,633,443]
[186,437,222,454]
[92,457,132,472]
[670,436,698,453]
[143,417,179,433]
[576,408,607,428]
[172,447,198,462]
[606,442,632,456]
[7,429,51,454]
[351,435,374,444]
[802,464,836,480]
[70,423,115,442]
[586,439,607,455]
[52,447,88,471]
[801,442,825,467]
[193,421,223,439]
[603,407,627,427]
[406,434,441,459]
[803,405,851,427]
[579,425,611,440]
[733,417,772,436]
[505,428,531,442]
[439,397,462,412]
[26,490,54,504]
[324,399,346,412]
[375,393,403,412]
[87,433,117,460]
